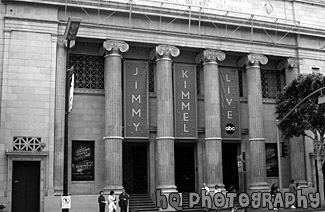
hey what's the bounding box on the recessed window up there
[69,55,104,89]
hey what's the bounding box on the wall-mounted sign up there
[219,68,240,139]
[72,141,94,181]
[124,61,149,138]
[265,143,279,177]
[174,64,197,139]
[61,196,71,209]
[110,0,252,13]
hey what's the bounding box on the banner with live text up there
[219,68,240,139]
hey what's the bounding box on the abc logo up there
[225,123,235,134]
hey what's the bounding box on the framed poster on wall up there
[72,140,94,181]
[265,143,278,177]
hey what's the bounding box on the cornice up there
[4,15,59,24]
[3,0,318,37]
[4,0,325,38]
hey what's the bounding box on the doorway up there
[222,143,239,190]
[12,161,40,212]
[123,143,148,194]
[175,144,196,192]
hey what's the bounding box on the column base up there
[249,182,270,194]
[207,183,225,193]
[156,185,178,211]
[157,184,178,194]
[297,180,308,188]
[103,185,124,195]
[53,186,63,196]
[47,189,55,196]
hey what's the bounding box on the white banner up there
[68,74,75,113]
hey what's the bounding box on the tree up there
[276,73,325,206]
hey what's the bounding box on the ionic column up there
[103,40,129,193]
[277,58,307,186]
[238,54,269,191]
[196,49,226,191]
[155,45,180,194]
[53,37,75,195]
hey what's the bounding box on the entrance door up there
[12,161,40,212]
[123,143,148,194]
[175,144,196,192]
[222,143,239,190]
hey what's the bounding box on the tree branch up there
[303,133,315,141]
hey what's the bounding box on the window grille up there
[197,66,202,95]
[69,54,104,89]
[238,69,243,97]
[13,137,42,151]
[313,141,325,152]
[261,69,281,99]
[149,61,155,93]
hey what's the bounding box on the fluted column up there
[277,58,307,186]
[53,37,75,195]
[238,54,269,191]
[196,49,226,191]
[103,40,129,193]
[155,45,180,194]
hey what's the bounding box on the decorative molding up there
[74,88,105,95]
[238,54,268,67]
[103,40,129,55]
[155,45,180,59]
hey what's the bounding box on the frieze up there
[156,45,180,59]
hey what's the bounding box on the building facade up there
[0,0,324,211]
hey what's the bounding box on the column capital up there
[277,58,299,70]
[195,49,226,64]
[155,45,180,60]
[238,54,268,68]
[57,36,75,49]
[103,40,129,56]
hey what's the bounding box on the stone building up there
[0,0,323,211]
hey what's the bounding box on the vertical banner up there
[124,61,149,138]
[219,68,240,139]
[174,64,197,139]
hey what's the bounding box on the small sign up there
[61,196,71,209]
[225,123,236,134]
[237,161,243,172]
[318,95,325,104]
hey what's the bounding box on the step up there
[129,193,159,212]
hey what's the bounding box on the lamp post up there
[63,17,81,212]
[276,120,283,192]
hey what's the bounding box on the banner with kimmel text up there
[219,68,240,139]
[124,61,149,138]
[174,64,197,139]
